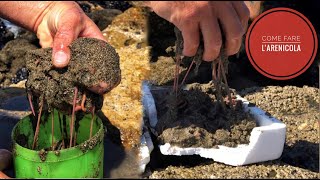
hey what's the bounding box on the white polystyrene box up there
[138,82,157,174]
[141,82,287,166]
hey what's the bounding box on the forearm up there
[0,1,54,32]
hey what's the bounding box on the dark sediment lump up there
[153,82,257,148]
[26,37,121,113]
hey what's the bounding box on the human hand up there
[145,1,250,61]
[0,171,10,179]
[0,2,114,95]
[244,1,263,20]
[0,149,12,178]
[35,1,105,68]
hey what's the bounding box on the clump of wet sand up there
[152,81,257,148]
[26,37,121,113]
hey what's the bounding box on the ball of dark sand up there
[26,37,121,113]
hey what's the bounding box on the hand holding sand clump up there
[26,37,121,114]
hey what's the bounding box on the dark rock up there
[89,1,132,11]
[87,9,122,31]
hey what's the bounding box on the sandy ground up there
[146,85,319,178]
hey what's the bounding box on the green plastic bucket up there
[11,109,104,178]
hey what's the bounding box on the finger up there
[36,23,54,48]
[200,14,222,61]
[0,171,10,179]
[88,83,110,95]
[180,23,200,57]
[216,3,244,55]
[88,81,118,95]
[232,1,250,31]
[79,16,106,42]
[244,1,262,20]
[0,149,12,171]
[52,13,82,68]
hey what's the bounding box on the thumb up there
[52,27,77,68]
[51,13,82,68]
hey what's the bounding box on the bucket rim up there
[11,113,105,163]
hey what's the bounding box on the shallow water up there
[0,18,21,38]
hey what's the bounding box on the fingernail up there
[54,51,68,66]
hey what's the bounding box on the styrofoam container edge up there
[140,82,286,167]
[158,95,286,166]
